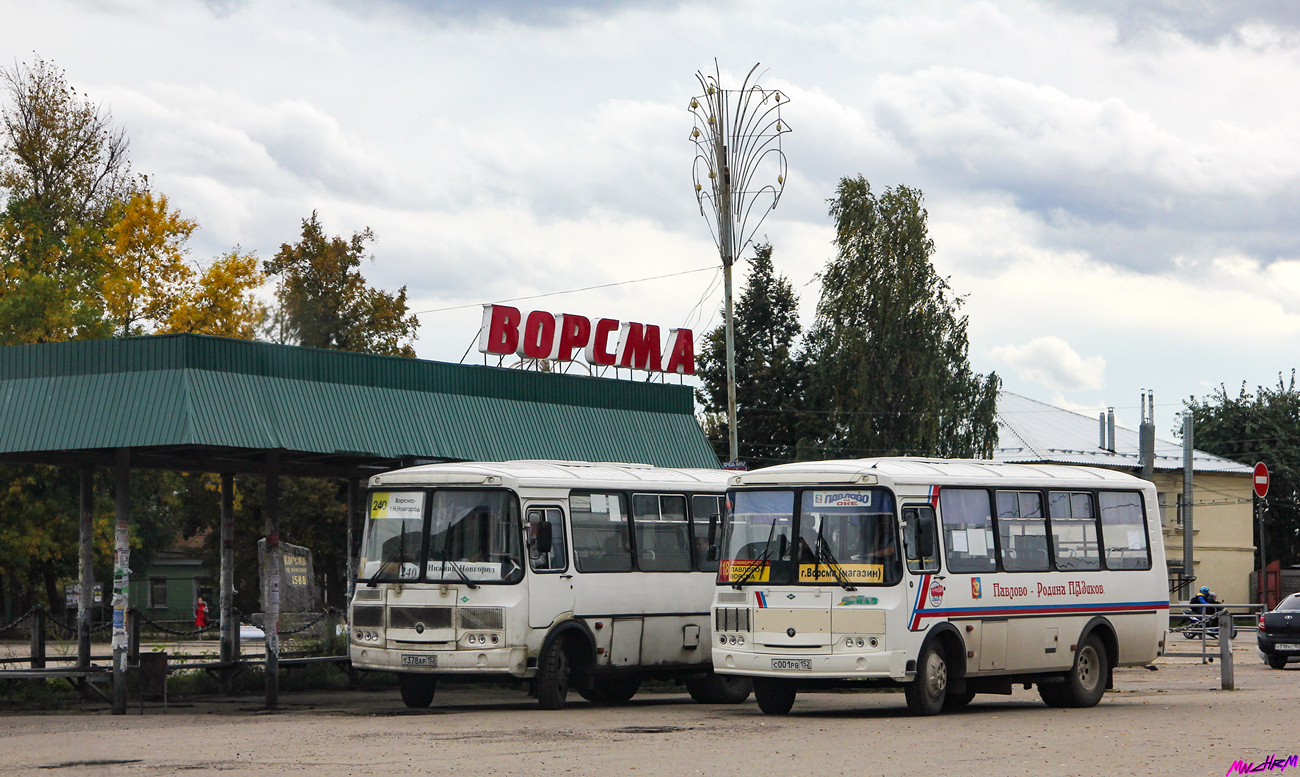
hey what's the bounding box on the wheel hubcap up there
[1077,646,1097,690]
[926,651,947,697]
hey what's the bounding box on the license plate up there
[401,654,437,667]
[771,659,812,671]
[1277,643,1300,651]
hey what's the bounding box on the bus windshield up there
[358,489,524,584]
[426,490,524,584]
[360,491,425,582]
[719,490,795,585]
[796,489,900,586]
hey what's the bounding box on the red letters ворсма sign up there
[476,304,695,375]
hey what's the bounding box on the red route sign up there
[1254,462,1270,498]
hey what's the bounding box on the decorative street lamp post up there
[689,62,790,464]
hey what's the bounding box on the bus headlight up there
[719,635,727,645]
[856,638,865,648]
[491,634,499,645]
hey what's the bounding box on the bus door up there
[526,506,574,629]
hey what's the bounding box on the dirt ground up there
[1,642,1296,777]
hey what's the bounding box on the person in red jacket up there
[194,596,209,639]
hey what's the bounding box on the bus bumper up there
[351,645,531,677]
[712,647,911,681]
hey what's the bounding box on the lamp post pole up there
[689,63,789,465]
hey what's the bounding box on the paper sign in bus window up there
[370,491,424,521]
[798,564,884,583]
[952,531,969,553]
[1127,530,1144,550]
[811,492,873,508]
[966,528,986,555]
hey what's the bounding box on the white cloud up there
[989,336,1105,392]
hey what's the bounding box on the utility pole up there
[689,62,789,465]
[1182,412,1194,598]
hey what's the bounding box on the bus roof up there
[369,460,731,491]
[729,457,1153,490]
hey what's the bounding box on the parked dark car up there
[1258,593,1300,669]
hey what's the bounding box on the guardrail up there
[1164,603,1265,690]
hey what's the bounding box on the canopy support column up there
[111,448,130,715]
[219,473,237,692]
[346,478,360,605]
[264,451,281,711]
[76,467,93,688]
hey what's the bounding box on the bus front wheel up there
[536,636,571,710]
[753,677,797,715]
[905,643,948,716]
[398,674,436,708]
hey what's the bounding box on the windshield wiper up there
[731,517,782,590]
[437,552,480,590]
[366,525,408,588]
[815,528,857,592]
[437,524,481,590]
[730,548,771,589]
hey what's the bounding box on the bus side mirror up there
[536,520,553,555]
[706,513,719,561]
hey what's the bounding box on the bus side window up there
[569,492,632,573]
[1098,491,1151,570]
[995,491,1049,572]
[689,495,722,573]
[939,489,997,574]
[632,494,692,572]
[1047,491,1100,571]
[527,507,568,573]
[902,505,939,573]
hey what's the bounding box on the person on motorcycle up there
[1190,586,1219,617]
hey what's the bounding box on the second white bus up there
[710,458,1168,715]
[350,460,752,709]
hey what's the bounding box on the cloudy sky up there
[6,0,1300,438]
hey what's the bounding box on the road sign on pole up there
[1254,462,1270,498]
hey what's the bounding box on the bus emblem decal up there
[971,577,982,599]
[928,581,945,608]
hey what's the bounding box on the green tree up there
[802,176,999,459]
[697,243,805,467]
[0,56,129,345]
[264,212,419,357]
[1184,373,1300,567]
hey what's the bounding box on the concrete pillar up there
[219,473,236,692]
[111,448,131,715]
[346,478,360,605]
[77,467,93,672]
[264,451,281,711]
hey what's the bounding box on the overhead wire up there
[412,266,717,316]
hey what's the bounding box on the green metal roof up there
[0,334,718,475]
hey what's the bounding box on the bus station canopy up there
[0,333,719,478]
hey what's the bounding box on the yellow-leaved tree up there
[164,249,266,339]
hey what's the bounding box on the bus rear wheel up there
[536,636,571,710]
[753,678,796,715]
[1058,634,1108,708]
[904,643,948,716]
[578,676,640,704]
[685,672,753,704]
[398,674,436,708]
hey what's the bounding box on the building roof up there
[731,456,1152,489]
[993,391,1250,474]
[0,333,719,476]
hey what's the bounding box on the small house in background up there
[994,391,1254,604]
[128,534,212,627]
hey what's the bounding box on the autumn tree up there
[802,176,1000,459]
[697,243,805,467]
[264,212,419,357]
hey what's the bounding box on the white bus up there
[350,460,751,709]
[710,458,1168,716]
